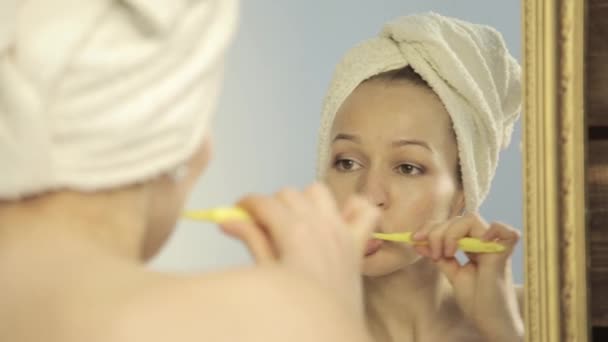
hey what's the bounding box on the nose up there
[357,170,390,209]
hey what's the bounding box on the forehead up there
[331,80,456,148]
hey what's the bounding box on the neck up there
[0,187,149,261]
[364,259,456,341]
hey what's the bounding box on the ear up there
[449,190,466,217]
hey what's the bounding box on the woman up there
[0,1,379,342]
[228,13,524,342]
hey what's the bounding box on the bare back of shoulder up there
[0,243,371,342]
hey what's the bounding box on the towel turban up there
[0,0,238,199]
[316,13,521,211]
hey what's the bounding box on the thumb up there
[343,196,380,256]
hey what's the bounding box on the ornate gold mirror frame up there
[523,0,590,341]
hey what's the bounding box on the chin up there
[361,246,422,277]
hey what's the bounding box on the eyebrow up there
[392,139,433,152]
[332,133,361,143]
[332,133,433,152]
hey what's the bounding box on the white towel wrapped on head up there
[316,12,521,212]
[0,0,238,199]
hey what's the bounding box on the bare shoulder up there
[108,266,370,342]
[1,242,370,342]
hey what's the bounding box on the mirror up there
[151,0,526,339]
[152,0,524,283]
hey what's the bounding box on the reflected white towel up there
[0,0,238,199]
[317,13,521,211]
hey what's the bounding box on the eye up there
[396,163,423,176]
[333,158,362,172]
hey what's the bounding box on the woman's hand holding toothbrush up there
[412,213,524,342]
[220,182,380,318]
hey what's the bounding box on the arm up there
[516,285,524,321]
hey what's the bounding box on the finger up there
[442,213,490,257]
[482,222,521,251]
[220,222,278,263]
[414,245,432,258]
[435,258,460,284]
[443,214,488,258]
[342,194,369,221]
[347,196,380,255]
[449,213,490,237]
[427,222,452,260]
[237,195,290,248]
[475,222,520,272]
[277,187,307,213]
[464,251,479,264]
[304,182,338,214]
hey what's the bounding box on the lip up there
[364,238,384,256]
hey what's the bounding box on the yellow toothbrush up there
[372,232,505,253]
[183,207,252,223]
[183,207,505,253]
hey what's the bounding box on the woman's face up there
[142,136,213,260]
[324,79,464,277]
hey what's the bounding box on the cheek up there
[142,219,175,260]
[142,198,180,260]
[389,177,457,228]
[324,172,355,208]
[141,178,185,260]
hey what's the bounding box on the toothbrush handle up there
[371,233,505,253]
[458,238,505,253]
